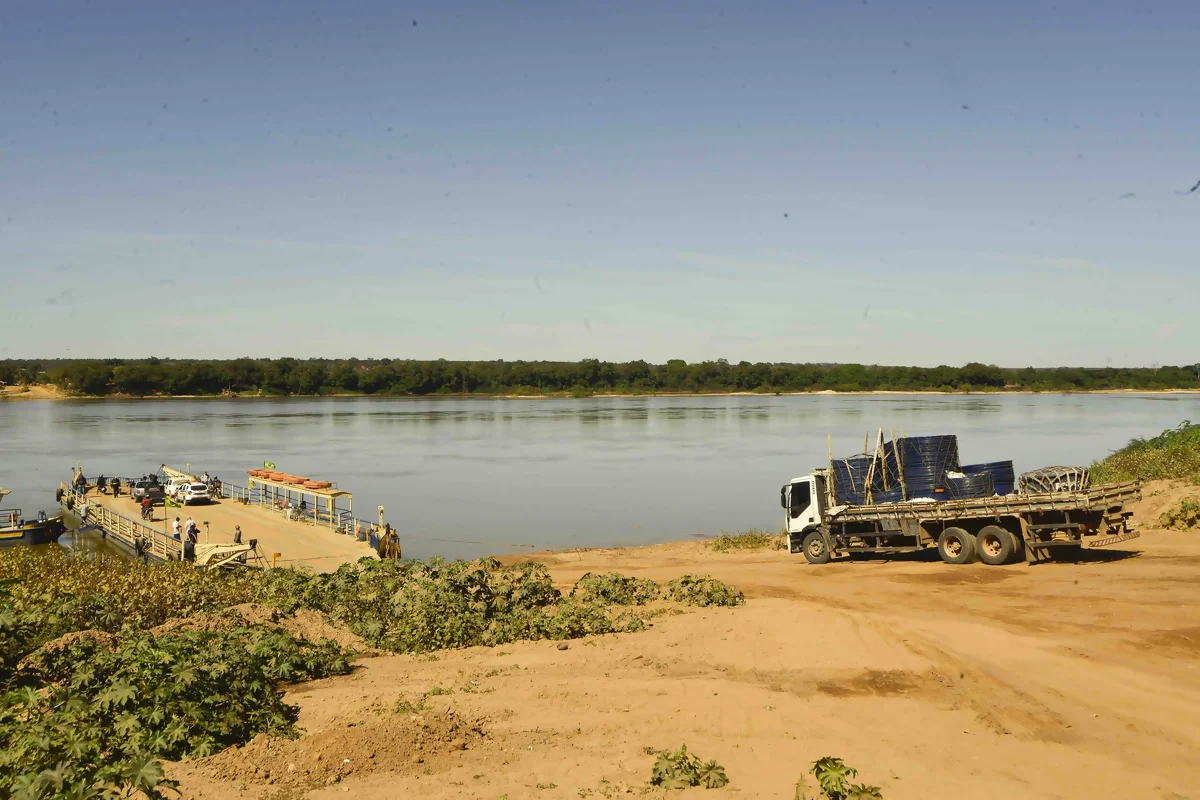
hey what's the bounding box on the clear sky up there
[1,1,1196,367]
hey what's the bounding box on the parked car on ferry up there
[175,483,212,506]
[130,480,166,505]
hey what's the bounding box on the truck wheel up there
[977,525,1015,565]
[937,527,976,564]
[802,532,832,565]
[1008,531,1025,562]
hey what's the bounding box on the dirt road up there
[173,481,1200,799]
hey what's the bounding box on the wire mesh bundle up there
[1019,466,1091,494]
[832,451,906,506]
[961,461,1016,496]
[895,435,960,498]
[943,471,995,500]
[868,486,906,504]
[831,456,874,505]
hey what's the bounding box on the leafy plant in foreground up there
[648,744,728,790]
[571,572,660,605]
[664,575,745,607]
[1,625,351,799]
[0,546,750,798]
[801,757,883,800]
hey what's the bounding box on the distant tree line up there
[1,358,1198,397]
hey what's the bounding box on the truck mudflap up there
[1088,530,1141,548]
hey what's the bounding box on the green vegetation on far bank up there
[3,357,1199,398]
[0,549,742,798]
[1090,421,1200,485]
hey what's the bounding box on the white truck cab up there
[780,470,830,536]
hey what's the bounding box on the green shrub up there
[1091,421,1200,484]
[2,625,351,799]
[664,575,744,607]
[571,572,659,605]
[1159,496,1200,530]
[803,757,883,800]
[0,550,747,798]
[709,530,786,552]
[649,744,728,790]
[0,549,260,678]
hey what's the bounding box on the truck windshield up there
[790,482,811,518]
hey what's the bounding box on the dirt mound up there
[151,603,369,651]
[178,707,487,794]
[17,629,117,672]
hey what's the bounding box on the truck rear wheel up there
[802,531,832,564]
[977,525,1015,565]
[937,527,976,564]
[1008,530,1025,562]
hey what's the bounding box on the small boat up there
[0,489,66,546]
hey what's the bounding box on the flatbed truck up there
[781,469,1141,565]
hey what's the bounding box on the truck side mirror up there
[780,486,788,508]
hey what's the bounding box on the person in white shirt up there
[77,499,90,521]
[172,517,182,539]
[185,516,196,537]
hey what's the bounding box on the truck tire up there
[1008,530,1025,562]
[802,531,832,565]
[977,525,1015,565]
[937,527,976,564]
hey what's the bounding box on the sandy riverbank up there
[0,384,67,400]
[169,480,1200,799]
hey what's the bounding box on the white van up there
[164,477,190,498]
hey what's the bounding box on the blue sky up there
[1,0,1196,366]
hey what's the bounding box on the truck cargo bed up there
[828,481,1141,522]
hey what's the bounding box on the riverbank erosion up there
[160,480,1200,800]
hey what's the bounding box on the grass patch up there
[709,529,786,552]
[1090,421,1200,484]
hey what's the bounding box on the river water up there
[1,394,1196,561]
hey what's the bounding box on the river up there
[1,393,1196,561]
